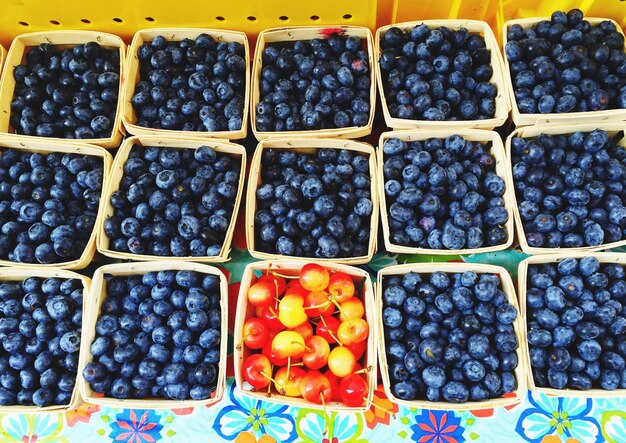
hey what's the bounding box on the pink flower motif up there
[109,409,163,443]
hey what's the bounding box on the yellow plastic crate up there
[0,0,378,47]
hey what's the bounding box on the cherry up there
[316,315,341,344]
[346,340,367,361]
[290,321,313,339]
[258,274,287,296]
[324,369,342,401]
[243,318,270,349]
[275,366,306,397]
[302,335,330,370]
[328,346,356,377]
[328,272,355,303]
[339,374,368,407]
[304,290,334,317]
[300,370,333,404]
[242,354,272,389]
[248,280,276,307]
[262,340,289,366]
[260,305,285,332]
[278,293,307,328]
[339,298,364,321]
[299,264,330,292]
[272,330,307,359]
[337,318,369,345]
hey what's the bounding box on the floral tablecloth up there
[4,212,626,443]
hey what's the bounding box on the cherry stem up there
[268,307,279,318]
[330,298,352,327]
[320,316,344,346]
[291,341,312,352]
[259,371,285,395]
[320,392,329,436]
[368,399,397,418]
[270,271,298,279]
[286,357,291,381]
[353,366,372,375]
[304,300,332,310]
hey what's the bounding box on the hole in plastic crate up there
[50,20,61,25]
[343,14,352,20]
[81,19,91,24]
[279,16,289,21]
[310,15,320,21]
[247,16,257,22]
[216,16,225,21]
[19,21,29,26]
[113,18,123,23]
[145,17,155,22]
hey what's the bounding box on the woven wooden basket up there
[0,267,91,414]
[504,122,626,255]
[518,252,626,397]
[378,128,515,255]
[245,137,378,264]
[0,136,113,269]
[79,261,228,409]
[502,17,626,127]
[233,260,377,412]
[96,134,246,262]
[377,262,527,410]
[375,19,510,131]
[121,28,250,141]
[0,31,126,148]
[250,25,377,140]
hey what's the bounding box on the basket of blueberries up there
[503,9,626,127]
[251,26,376,140]
[377,262,526,409]
[376,20,510,130]
[0,31,126,148]
[378,129,514,255]
[80,261,228,408]
[122,29,250,140]
[0,138,113,269]
[97,135,245,262]
[246,138,378,264]
[505,123,626,254]
[0,268,90,412]
[519,253,626,397]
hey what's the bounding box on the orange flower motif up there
[541,436,580,443]
[235,432,277,443]
[65,402,101,427]
[363,384,399,429]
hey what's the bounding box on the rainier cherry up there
[257,274,286,296]
[242,354,272,389]
[262,341,289,366]
[304,290,334,317]
[339,298,364,321]
[302,336,331,370]
[272,331,306,359]
[260,305,285,332]
[290,321,313,339]
[299,264,330,291]
[243,318,270,349]
[275,366,306,397]
[248,280,276,307]
[328,272,355,303]
[328,346,356,377]
[337,318,369,345]
[278,294,307,328]
[300,370,333,404]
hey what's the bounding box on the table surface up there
[2,212,625,443]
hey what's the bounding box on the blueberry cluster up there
[254,148,373,258]
[512,130,626,249]
[104,146,240,257]
[382,271,519,403]
[383,135,509,250]
[0,148,103,264]
[0,277,83,407]
[505,9,626,114]
[255,34,371,131]
[10,42,120,139]
[527,257,626,391]
[132,35,246,132]
[379,25,498,121]
[82,270,221,400]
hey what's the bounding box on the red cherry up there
[243,318,269,350]
[339,373,368,407]
[242,354,272,389]
[258,274,287,296]
[316,315,341,344]
[260,305,285,332]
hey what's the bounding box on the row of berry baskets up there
[0,10,624,146]
[2,253,624,413]
[0,122,623,270]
